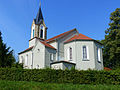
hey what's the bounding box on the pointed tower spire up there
[30,0,47,41]
[35,0,44,24]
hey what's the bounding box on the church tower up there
[31,4,47,40]
[29,3,47,47]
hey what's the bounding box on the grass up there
[0,80,120,90]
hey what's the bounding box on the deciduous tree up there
[102,8,120,69]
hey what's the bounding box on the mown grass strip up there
[0,80,120,90]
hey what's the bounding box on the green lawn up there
[0,80,120,90]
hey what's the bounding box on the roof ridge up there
[64,33,93,43]
[45,28,77,43]
[18,46,34,54]
[77,33,93,39]
[40,41,56,50]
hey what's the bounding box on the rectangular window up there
[83,46,87,60]
[50,53,54,61]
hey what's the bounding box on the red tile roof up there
[45,28,77,43]
[65,33,93,43]
[19,40,56,55]
[104,67,112,71]
[40,41,56,50]
[18,46,34,54]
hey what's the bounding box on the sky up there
[0,0,120,60]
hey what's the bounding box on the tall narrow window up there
[40,30,43,38]
[97,48,101,62]
[40,26,43,38]
[83,46,87,60]
[21,56,24,63]
[50,53,54,61]
[25,54,28,66]
[33,29,34,38]
[69,47,72,60]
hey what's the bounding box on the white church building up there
[18,5,103,70]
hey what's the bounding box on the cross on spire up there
[39,0,41,8]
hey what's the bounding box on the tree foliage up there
[102,8,120,69]
[0,31,15,67]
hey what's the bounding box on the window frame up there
[33,29,34,38]
[82,46,89,61]
[25,54,28,66]
[50,53,54,61]
[97,47,101,63]
[40,29,43,38]
[40,25,44,38]
[69,47,72,60]
[21,56,24,64]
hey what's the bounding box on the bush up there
[0,68,120,84]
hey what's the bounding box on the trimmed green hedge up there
[0,68,120,84]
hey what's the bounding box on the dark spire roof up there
[35,6,44,24]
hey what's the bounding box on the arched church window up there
[50,53,54,61]
[21,56,24,64]
[25,54,28,66]
[40,30,43,38]
[41,26,43,30]
[83,46,87,60]
[67,47,72,60]
[69,47,72,60]
[97,47,101,62]
[33,29,34,38]
[40,26,43,38]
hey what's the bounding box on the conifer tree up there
[102,8,120,69]
[0,31,15,67]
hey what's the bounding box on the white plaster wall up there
[94,42,104,70]
[49,41,57,49]
[57,30,79,61]
[64,40,96,70]
[49,41,58,61]
[45,47,56,68]
[32,41,45,69]
[76,41,95,70]
[29,38,37,47]
[64,42,76,62]
[19,51,33,69]
[51,63,63,70]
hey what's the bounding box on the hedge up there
[0,68,120,84]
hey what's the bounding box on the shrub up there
[0,68,120,84]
